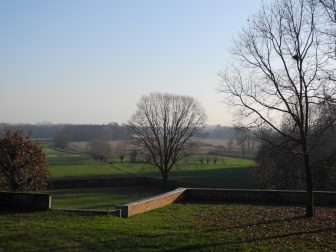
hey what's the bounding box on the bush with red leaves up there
[0,129,48,191]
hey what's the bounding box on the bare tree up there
[220,0,336,217]
[233,126,248,159]
[234,126,257,158]
[128,149,138,163]
[88,140,111,162]
[319,0,336,24]
[115,141,128,163]
[226,138,233,151]
[318,0,336,81]
[129,93,206,187]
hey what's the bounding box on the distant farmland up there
[43,140,255,188]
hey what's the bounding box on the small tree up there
[226,139,233,151]
[213,157,218,165]
[128,149,138,163]
[115,141,128,163]
[199,156,204,165]
[54,131,69,149]
[88,140,111,162]
[233,126,248,159]
[0,129,48,191]
[129,93,206,187]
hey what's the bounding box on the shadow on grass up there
[169,167,251,188]
[169,227,336,252]
[27,224,336,252]
[51,165,252,189]
[208,215,306,231]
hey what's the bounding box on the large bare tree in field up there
[220,0,336,217]
[129,93,206,187]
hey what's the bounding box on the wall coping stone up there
[116,188,186,207]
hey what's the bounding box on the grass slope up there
[51,186,168,210]
[0,203,335,251]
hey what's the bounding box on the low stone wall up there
[185,188,336,207]
[115,188,336,218]
[48,177,336,218]
[0,191,51,211]
[116,188,187,218]
[312,191,336,206]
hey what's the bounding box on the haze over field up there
[0,0,260,125]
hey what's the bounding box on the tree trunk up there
[241,143,245,159]
[162,172,168,188]
[304,152,314,217]
[10,178,19,191]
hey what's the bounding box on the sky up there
[0,0,262,125]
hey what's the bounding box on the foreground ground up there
[1,203,335,251]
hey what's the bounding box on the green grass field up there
[43,143,255,211]
[2,141,332,251]
[1,203,335,251]
[45,145,255,188]
[51,186,168,210]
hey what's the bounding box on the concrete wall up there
[115,188,336,218]
[116,188,186,218]
[0,191,51,211]
[48,177,336,218]
[185,188,336,207]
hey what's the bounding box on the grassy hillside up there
[0,204,335,251]
[52,186,168,209]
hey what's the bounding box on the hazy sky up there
[0,0,261,125]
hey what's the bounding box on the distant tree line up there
[205,125,234,140]
[53,123,130,148]
[1,123,236,149]
[0,123,62,139]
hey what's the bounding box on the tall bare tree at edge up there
[129,93,206,187]
[220,0,336,217]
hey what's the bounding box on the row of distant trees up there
[85,140,137,163]
[79,139,222,165]
[0,123,237,145]
[0,123,61,139]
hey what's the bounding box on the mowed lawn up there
[0,203,335,251]
[46,146,255,188]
